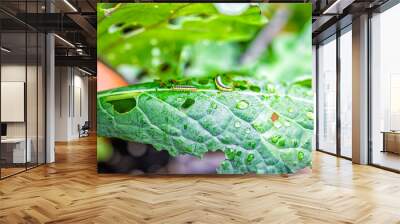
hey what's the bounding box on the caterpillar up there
[171,85,198,92]
[215,75,233,91]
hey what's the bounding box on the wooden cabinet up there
[382,132,400,154]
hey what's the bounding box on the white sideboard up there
[1,138,31,163]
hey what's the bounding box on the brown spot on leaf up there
[271,112,279,122]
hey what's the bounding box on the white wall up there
[55,66,69,141]
[1,65,38,138]
[55,67,89,141]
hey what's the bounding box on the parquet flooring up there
[1,136,400,223]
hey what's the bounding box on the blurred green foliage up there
[97,3,311,84]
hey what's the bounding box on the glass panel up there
[1,29,27,177]
[371,5,400,171]
[27,30,38,169]
[317,37,337,154]
[0,0,46,178]
[312,45,317,151]
[339,29,352,158]
[26,0,39,169]
[38,32,45,165]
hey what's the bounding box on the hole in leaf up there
[109,98,136,113]
[196,13,210,19]
[159,63,171,72]
[137,69,148,80]
[122,24,144,36]
[168,18,179,26]
[115,22,124,28]
[181,98,195,109]
[183,60,192,70]
[109,22,125,33]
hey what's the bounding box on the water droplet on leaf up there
[150,38,158,45]
[274,122,282,129]
[151,47,161,57]
[292,139,299,147]
[262,95,270,100]
[221,161,230,169]
[226,149,235,160]
[124,43,132,50]
[234,121,241,128]
[246,153,254,164]
[277,137,286,147]
[252,121,270,133]
[306,112,314,120]
[247,141,256,149]
[266,84,275,93]
[271,135,280,144]
[236,100,249,109]
[151,58,161,66]
[298,151,304,161]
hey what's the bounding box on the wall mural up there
[97,3,313,174]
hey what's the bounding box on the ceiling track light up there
[1,47,11,53]
[78,67,93,76]
[63,0,78,12]
[322,0,355,15]
[54,34,75,48]
[322,0,342,15]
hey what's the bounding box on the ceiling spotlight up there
[54,34,75,48]
[1,47,11,53]
[78,67,93,76]
[63,0,78,12]
[322,0,354,15]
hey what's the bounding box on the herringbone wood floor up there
[1,136,400,224]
